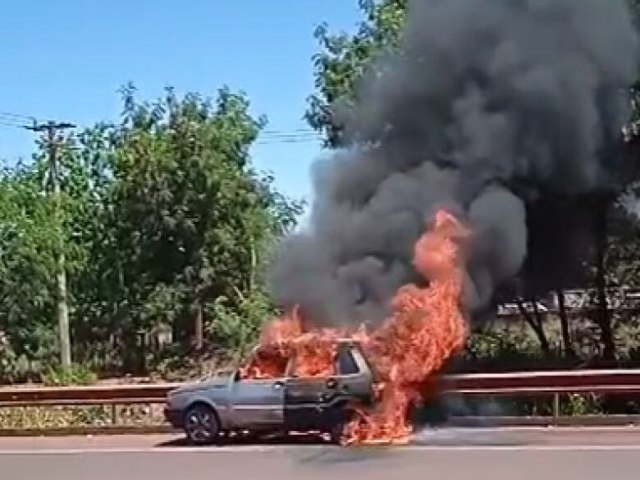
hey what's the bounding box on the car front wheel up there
[184,403,220,446]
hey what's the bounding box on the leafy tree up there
[106,85,301,357]
[307,0,406,147]
[0,162,59,373]
[0,85,302,379]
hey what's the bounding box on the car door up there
[229,347,290,429]
[229,375,286,428]
[283,351,339,431]
[282,344,374,431]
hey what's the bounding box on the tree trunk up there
[556,288,575,358]
[595,200,616,362]
[516,297,551,353]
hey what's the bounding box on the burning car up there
[166,210,468,446]
[164,339,376,445]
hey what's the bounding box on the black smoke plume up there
[270,0,639,328]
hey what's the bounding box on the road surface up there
[0,428,639,479]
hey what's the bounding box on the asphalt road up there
[1,428,640,480]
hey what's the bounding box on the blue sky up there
[0,1,362,206]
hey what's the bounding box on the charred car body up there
[164,340,376,445]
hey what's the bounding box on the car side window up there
[335,347,360,375]
[240,347,288,379]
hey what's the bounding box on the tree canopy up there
[307,0,407,147]
[0,86,302,380]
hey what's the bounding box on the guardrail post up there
[552,393,560,422]
[111,404,117,425]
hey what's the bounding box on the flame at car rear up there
[342,209,468,444]
[243,209,468,445]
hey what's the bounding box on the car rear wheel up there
[184,403,220,446]
[328,422,345,445]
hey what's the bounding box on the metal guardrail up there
[0,383,182,407]
[0,369,640,407]
[441,369,640,395]
[439,369,640,418]
[2,370,640,406]
[1,370,639,435]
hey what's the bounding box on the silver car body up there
[164,340,374,433]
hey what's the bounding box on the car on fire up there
[163,339,376,445]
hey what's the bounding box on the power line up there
[259,132,321,143]
[0,120,25,129]
[0,114,40,136]
[0,108,325,145]
[261,128,317,136]
[255,138,322,146]
[0,108,321,133]
[260,132,319,138]
[258,135,321,141]
[0,110,36,122]
[256,129,322,145]
[0,119,321,141]
[0,117,30,130]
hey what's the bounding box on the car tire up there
[328,422,345,445]
[183,403,220,446]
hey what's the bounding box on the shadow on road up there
[154,425,532,470]
[155,432,330,448]
[412,427,532,447]
[155,424,533,449]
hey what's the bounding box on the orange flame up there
[243,209,469,445]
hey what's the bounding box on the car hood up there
[171,374,232,394]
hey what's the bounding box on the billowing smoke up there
[270,0,639,328]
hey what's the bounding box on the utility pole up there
[25,120,76,370]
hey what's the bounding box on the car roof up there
[249,337,362,354]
